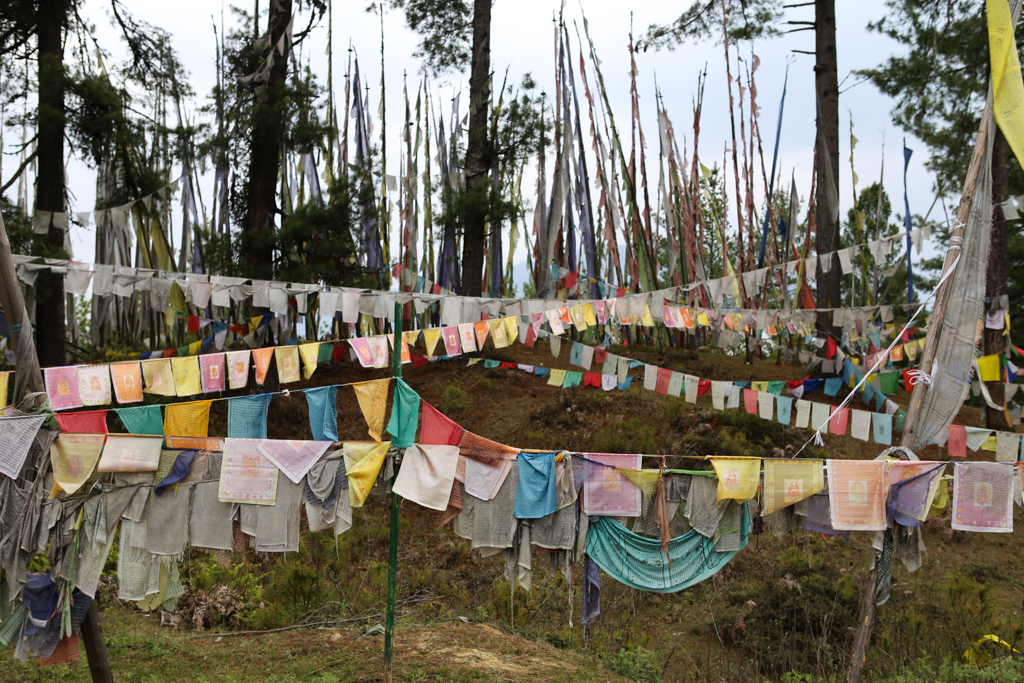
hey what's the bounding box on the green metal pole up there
[384,302,403,682]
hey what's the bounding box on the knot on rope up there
[905,369,932,388]
[813,431,825,447]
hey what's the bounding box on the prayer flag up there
[97,434,163,473]
[164,400,212,437]
[393,444,460,511]
[710,457,761,505]
[762,459,823,514]
[226,394,272,439]
[218,438,279,505]
[200,354,226,393]
[252,348,274,384]
[298,343,320,379]
[141,359,176,396]
[226,350,251,389]
[304,386,338,442]
[45,366,83,411]
[345,441,391,507]
[828,459,889,530]
[275,346,301,383]
[50,433,104,494]
[352,379,391,441]
[77,366,112,406]
[171,356,202,396]
[952,461,1014,532]
[258,439,333,484]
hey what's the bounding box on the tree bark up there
[34,0,68,367]
[244,0,291,275]
[985,126,1011,430]
[458,0,492,296]
[814,0,841,339]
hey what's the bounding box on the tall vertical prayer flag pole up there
[383,301,403,682]
[902,140,914,312]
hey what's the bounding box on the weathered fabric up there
[828,460,890,531]
[393,445,460,511]
[952,461,1014,532]
[580,454,642,517]
[116,405,163,435]
[710,457,760,505]
[257,439,332,484]
[453,463,518,553]
[218,438,279,505]
[164,400,212,437]
[255,478,301,552]
[761,459,823,515]
[514,452,557,519]
[0,415,47,479]
[97,435,163,473]
[189,481,234,551]
[226,394,272,439]
[304,386,339,441]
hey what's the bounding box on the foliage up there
[376,0,473,75]
[640,0,783,51]
[599,645,662,683]
[441,384,469,415]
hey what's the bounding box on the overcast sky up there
[6,0,953,294]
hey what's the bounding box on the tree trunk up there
[459,0,492,296]
[985,126,1011,430]
[814,0,841,339]
[34,0,68,367]
[244,0,291,275]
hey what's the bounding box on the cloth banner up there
[776,396,793,425]
[0,415,47,479]
[386,380,421,448]
[54,410,108,434]
[97,434,163,473]
[393,444,460,511]
[761,459,823,514]
[743,389,758,414]
[352,379,391,441]
[304,386,339,441]
[199,354,226,393]
[45,366,83,411]
[344,441,391,508]
[873,413,893,445]
[218,438,279,504]
[227,394,272,439]
[514,452,557,519]
[710,457,761,505]
[275,346,301,384]
[888,461,945,526]
[298,343,320,379]
[952,461,1014,532]
[50,433,105,495]
[758,392,774,420]
[252,348,274,384]
[828,459,890,531]
[420,402,464,446]
[226,350,251,389]
[257,439,333,484]
[171,357,202,396]
[77,366,112,406]
[581,453,642,517]
[164,401,212,437]
[116,405,163,435]
[141,359,176,396]
[110,363,143,404]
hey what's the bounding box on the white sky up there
[5,0,951,294]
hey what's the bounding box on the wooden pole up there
[80,601,114,683]
[383,301,403,682]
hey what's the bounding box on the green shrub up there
[599,646,662,683]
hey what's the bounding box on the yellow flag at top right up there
[989,0,1024,167]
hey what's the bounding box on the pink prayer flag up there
[594,300,607,324]
[581,453,642,517]
[45,366,83,411]
[441,326,462,356]
[829,407,850,435]
[947,425,967,457]
[828,459,889,531]
[655,368,672,395]
[743,389,758,414]
[200,354,226,393]
[348,338,374,368]
[952,462,1014,532]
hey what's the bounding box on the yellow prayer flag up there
[696,310,711,327]
[761,459,823,515]
[402,330,420,348]
[547,369,567,387]
[164,400,212,437]
[503,317,519,345]
[978,354,1002,382]
[570,305,588,330]
[710,457,761,505]
[981,434,998,452]
[352,379,391,441]
[489,318,509,348]
[298,343,320,379]
[640,305,655,327]
[171,356,202,396]
[142,359,177,396]
[50,434,105,495]
[345,441,391,508]
[423,328,442,357]
[988,0,1024,169]
[275,346,301,384]
[751,381,768,393]
[583,303,598,326]
[0,371,10,406]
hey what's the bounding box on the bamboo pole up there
[383,301,404,682]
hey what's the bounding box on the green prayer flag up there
[317,343,334,364]
[563,371,584,388]
[879,371,899,395]
[767,381,786,396]
[483,359,501,369]
[894,408,908,433]
[386,380,421,448]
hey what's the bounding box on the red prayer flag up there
[655,368,672,395]
[698,380,711,396]
[947,425,967,457]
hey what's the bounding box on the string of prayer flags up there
[110,362,143,404]
[393,444,460,511]
[164,400,212,438]
[45,366,83,411]
[352,379,391,442]
[226,394,272,439]
[344,441,391,507]
[710,457,761,505]
[952,462,1014,532]
[252,348,274,384]
[257,439,333,484]
[298,343,320,379]
[54,410,108,435]
[142,359,176,396]
[77,366,112,406]
[171,357,202,396]
[218,438,280,504]
[0,415,47,478]
[304,386,339,441]
[761,459,823,515]
[828,460,890,531]
[116,405,164,435]
[275,346,301,384]
[199,354,226,393]
[97,434,163,473]
[49,433,104,494]
[581,453,642,517]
